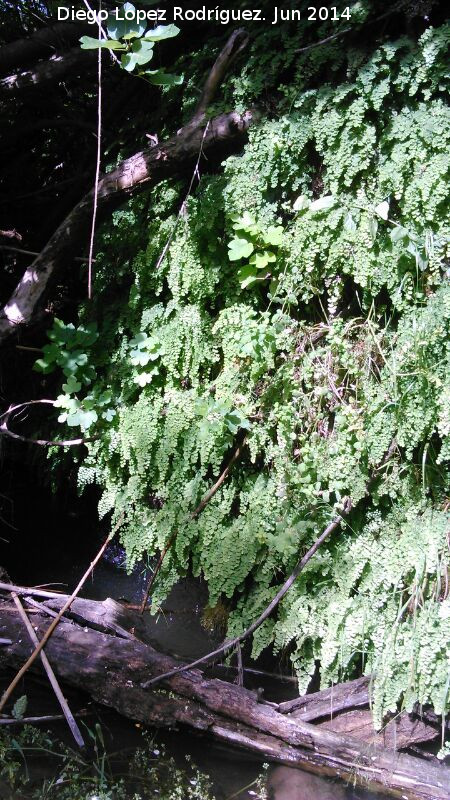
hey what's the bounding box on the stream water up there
[4,555,385,798]
[1,483,392,799]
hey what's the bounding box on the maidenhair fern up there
[42,21,450,729]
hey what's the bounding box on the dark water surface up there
[3,540,385,800]
[0,476,395,800]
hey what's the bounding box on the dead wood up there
[319,709,438,751]
[0,48,96,94]
[0,23,91,75]
[0,110,254,343]
[11,592,84,747]
[0,594,448,800]
[0,400,97,447]
[0,30,254,345]
[0,515,123,715]
[189,29,250,126]
[278,675,373,718]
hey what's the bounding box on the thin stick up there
[0,245,93,263]
[235,641,244,688]
[191,29,249,123]
[0,583,67,600]
[141,501,351,688]
[212,664,299,684]
[0,710,91,726]
[296,28,351,53]
[155,121,210,272]
[0,399,97,447]
[82,0,120,65]
[86,2,102,299]
[0,514,124,715]
[139,438,246,614]
[295,1,408,53]
[24,596,70,620]
[11,592,85,748]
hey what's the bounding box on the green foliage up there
[80,3,182,85]
[12,695,27,721]
[0,726,218,799]
[45,18,450,729]
[228,212,284,289]
[34,318,115,431]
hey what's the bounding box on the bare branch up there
[0,115,255,342]
[0,514,124,715]
[0,400,97,447]
[295,0,409,54]
[0,22,91,75]
[0,711,91,726]
[11,592,85,747]
[0,47,96,94]
[0,30,254,344]
[190,29,250,124]
[0,245,93,263]
[86,12,103,299]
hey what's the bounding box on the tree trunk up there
[0,48,96,94]
[0,23,91,76]
[0,109,255,344]
[0,591,448,800]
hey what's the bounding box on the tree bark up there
[0,23,91,76]
[0,109,255,344]
[0,47,96,94]
[0,593,449,800]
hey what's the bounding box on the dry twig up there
[0,514,124,715]
[11,592,85,747]
[0,400,97,447]
[142,500,352,688]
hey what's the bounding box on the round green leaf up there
[145,70,183,86]
[264,226,283,246]
[249,251,275,270]
[143,24,180,41]
[237,265,259,288]
[228,237,254,261]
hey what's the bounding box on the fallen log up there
[278,675,372,718]
[279,675,446,737]
[0,593,449,800]
[318,709,438,751]
[0,22,91,76]
[0,48,96,94]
